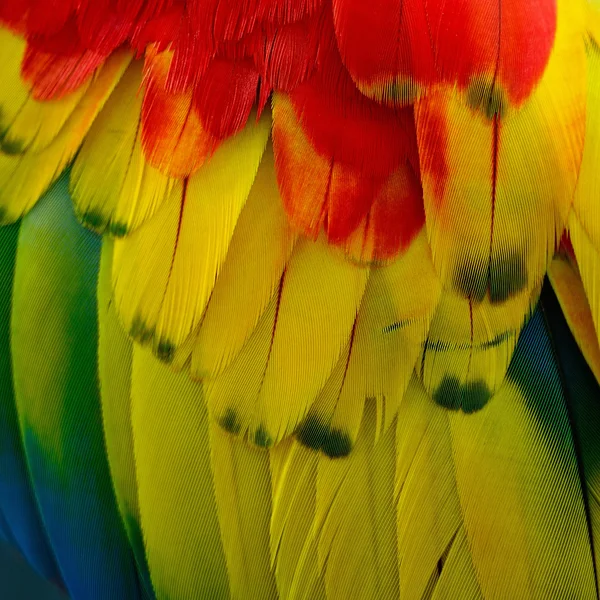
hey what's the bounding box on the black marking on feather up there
[453,261,487,302]
[433,376,491,413]
[466,77,506,120]
[489,252,527,303]
[384,79,419,105]
[296,415,353,458]
[80,210,108,232]
[253,425,273,449]
[130,316,155,345]
[156,339,175,363]
[109,221,128,238]
[219,409,241,435]
[0,137,24,155]
[453,251,527,304]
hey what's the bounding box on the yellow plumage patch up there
[0,50,131,224]
[296,231,441,456]
[0,29,90,155]
[111,113,270,360]
[130,345,230,600]
[174,143,297,377]
[209,423,278,600]
[419,285,539,412]
[205,235,369,448]
[71,60,175,236]
[314,402,398,600]
[269,439,326,600]
[548,252,600,384]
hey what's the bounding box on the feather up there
[0,50,131,224]
[395,377,481,599]
[112,111,269,361]
[0,29,90,154]
[296,230,440,457]
[271,15,424,263]
[205,235,368,448]
[569,214,600,351]
[419,285,539,412]
[141,47,219,178]
[314,401,399,600]
[415,0,585,301]
[10,174,141,598]
[71,59,175,236]
[0,220,61,582]
[97,238,154,598]
[548,251,600,383]
[445,304,596,598]
[130,345,230,600]
[269,439,326,600]
[174,142,297,377]
[569,38,600,348]
[332,0,559,107]
[542,277,600,579]
[209,422,278,600]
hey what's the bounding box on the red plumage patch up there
[333,0,557,106]
[273,12,424,262]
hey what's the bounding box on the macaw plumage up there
[0,0,600,598]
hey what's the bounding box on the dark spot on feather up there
[433,376,491,412]
[0,206,7,225]
[296,415,353,458]
[433,377,461,411]
[219,409,241,435]
[156,339,175,363]
[466,77,506,120]
[384,79,419,105]
[80,210,107,232]
[109,221,128,238]
[253,425,273,449]
[130,316,155,345]
[0,137,24,155]
[489,252,527,303]
[461,381,492,413]
[453,262,487,302]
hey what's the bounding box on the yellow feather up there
[395,377,481,599]
[112,113,270,360]
[174,143,297,376]
[269,439,326,600]
[71,60,175,236]
[130,346,230,600]
[0,50,131,224]
[569,212,600,350]
[97,238,153,596]
[548,252,600,383]
[314,402,398,600]
[205,236,368,448]
[419,285,539,411]
[448,372,595,598]
[0,29,90,154]
[209,423,278,600]
[296,231,441,456]
[416,0,585,302]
